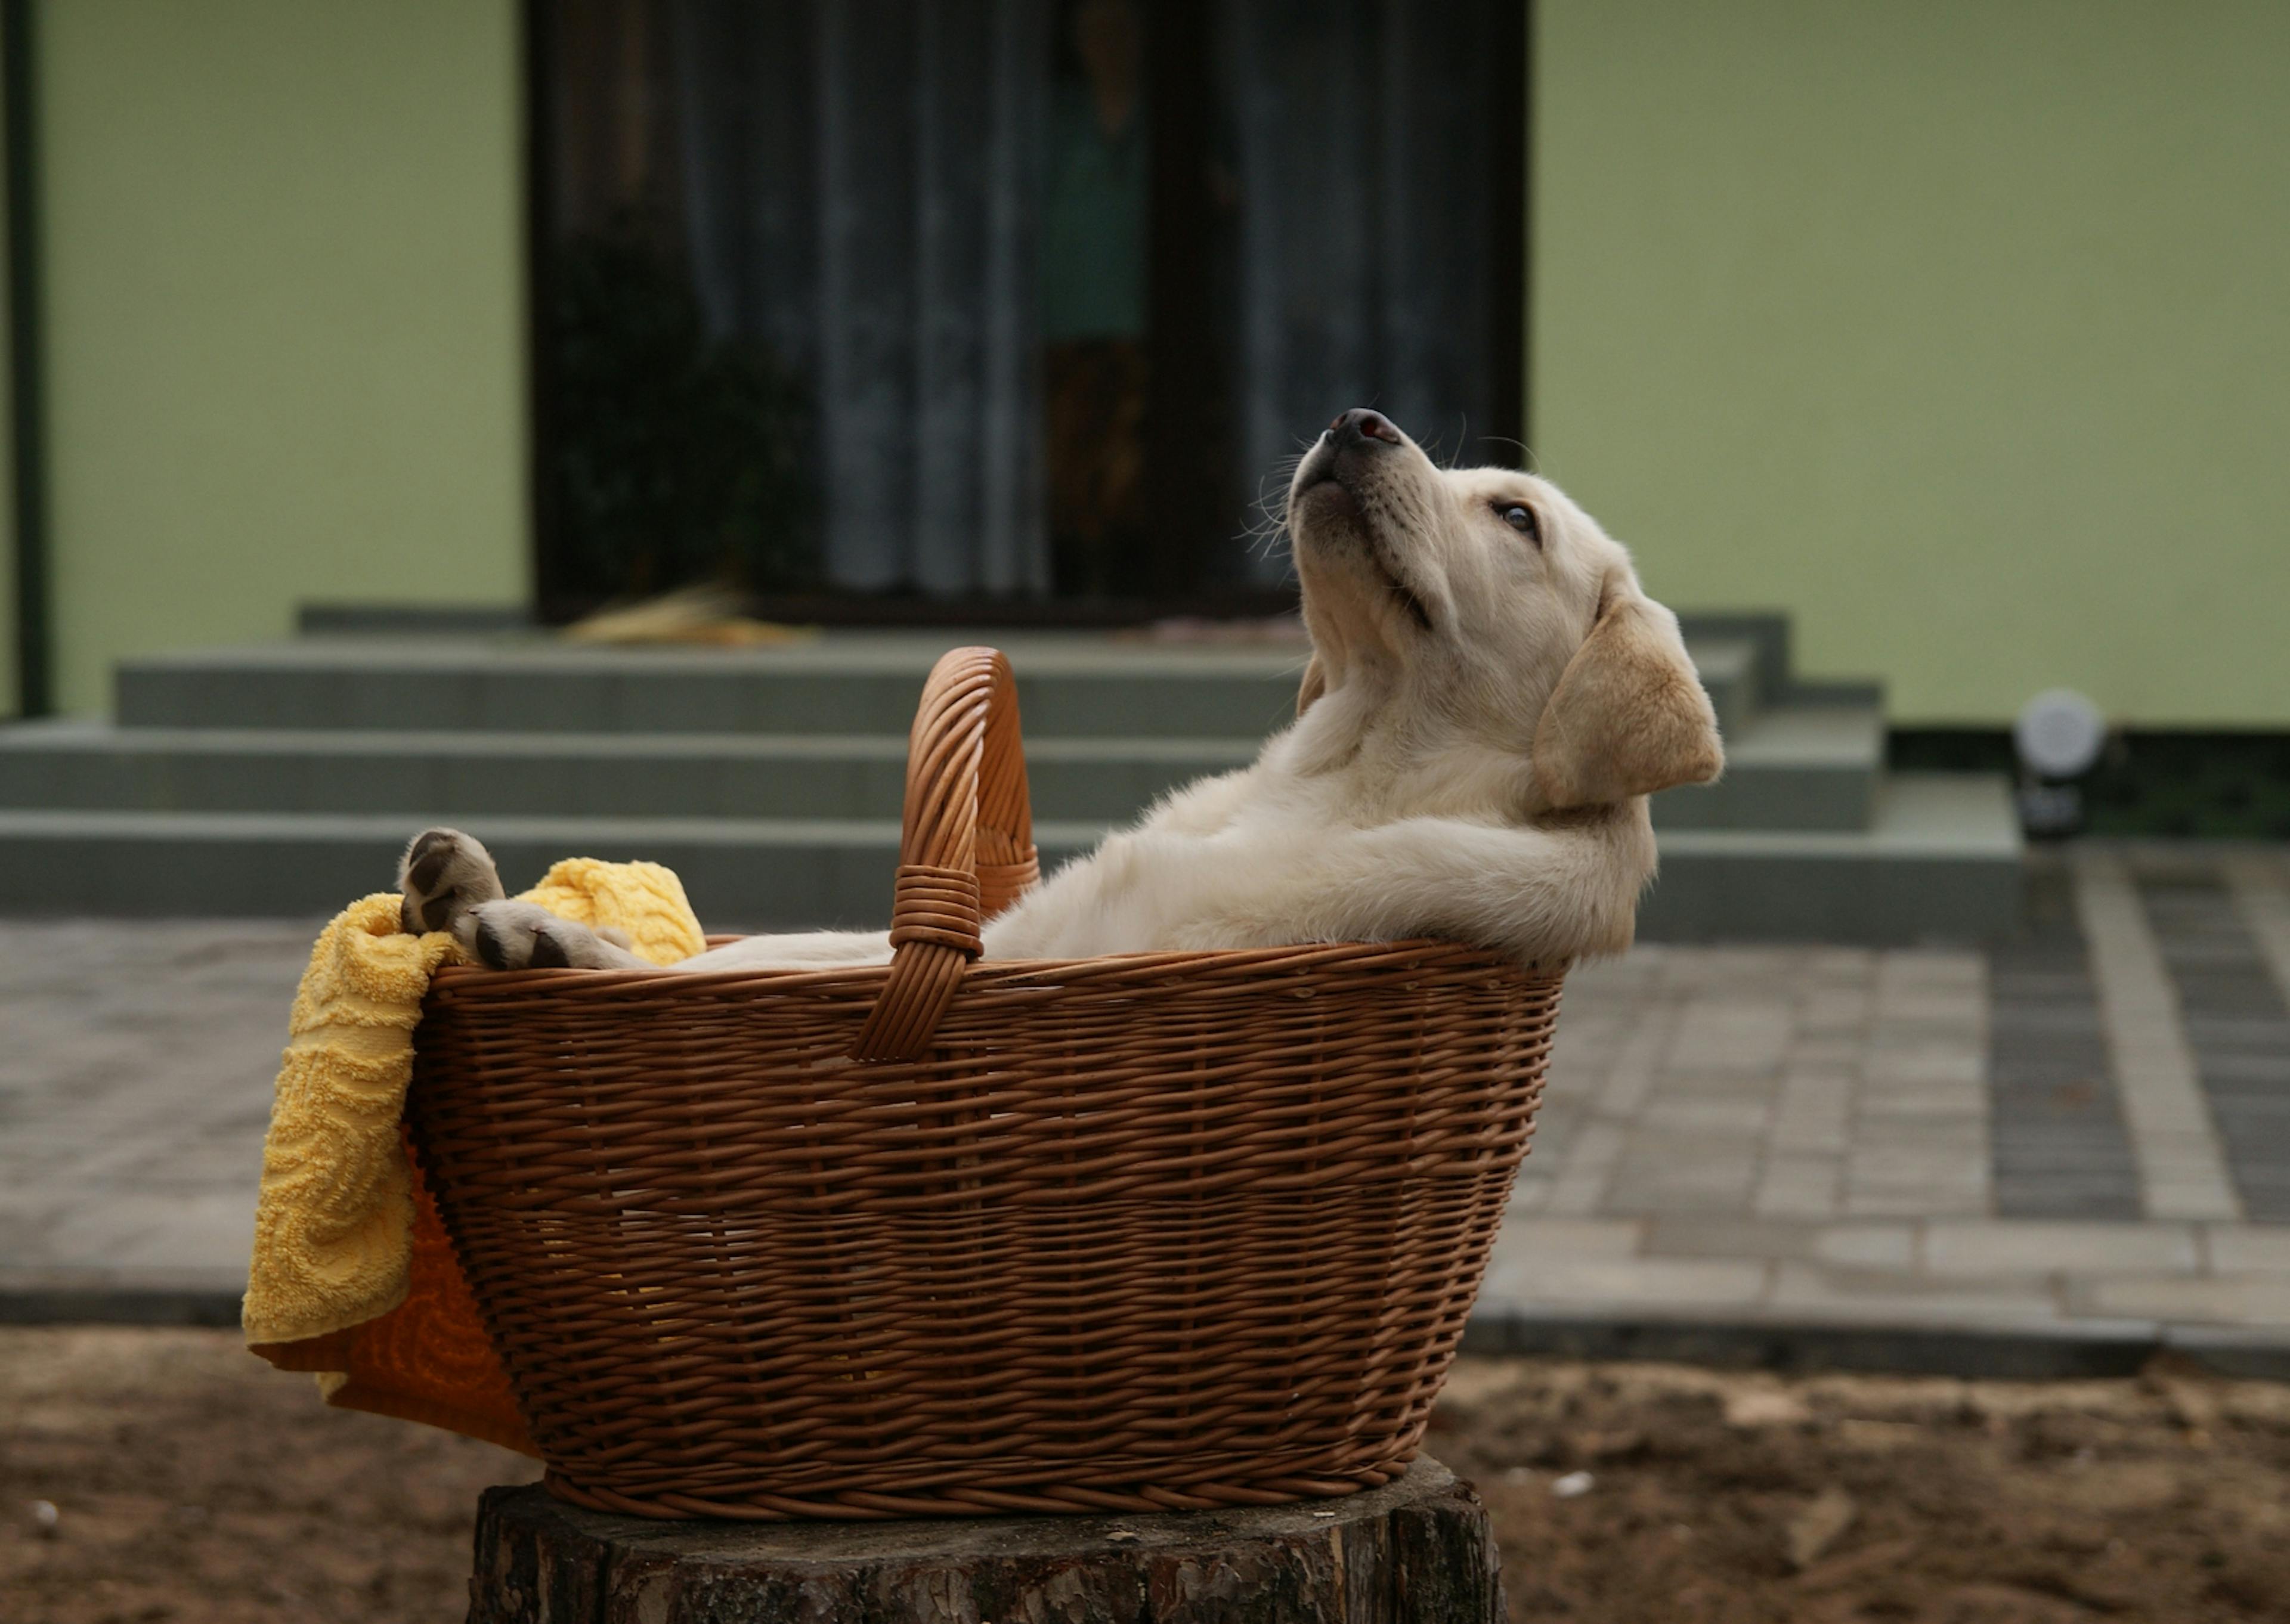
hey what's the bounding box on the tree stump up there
[467,1457,1503,1623]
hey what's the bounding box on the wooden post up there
[468,1457,1503,1623]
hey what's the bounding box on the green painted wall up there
[1534,1,2290,726]
[39,0,525,715]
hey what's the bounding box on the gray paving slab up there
[1989,860,2141,1219]
[0,919,312,1288]
[2075,848,2241,1219]
[2140,872,2290,1222]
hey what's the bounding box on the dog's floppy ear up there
[1532,577,1723,807]
[1296,656,1327,717]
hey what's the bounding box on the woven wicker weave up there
[409,646,1563,1520]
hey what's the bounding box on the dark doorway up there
[526,0,1525,624]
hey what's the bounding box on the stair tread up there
[1684,637,1757,683]
[0,722,1261,764]
[119,633,1315,678]
[7,714,1865,769]
[0,772,2011,857]
[1716,703,1883,766]
[0,807,1110,846]
[122,630,1766,672]
[1655,773,2021,859]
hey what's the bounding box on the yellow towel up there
[243,859,706,1452]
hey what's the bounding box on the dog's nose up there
[1329,408,1403,447]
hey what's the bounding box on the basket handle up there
[848,646,1039,1061]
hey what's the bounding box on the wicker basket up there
[408,646,1562,1520]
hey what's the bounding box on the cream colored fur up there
[425,414,1722,973]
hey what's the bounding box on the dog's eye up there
[1498,503,1542,545]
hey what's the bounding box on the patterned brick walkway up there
[5,845,2290,1352]
[1487,846,2290,1347]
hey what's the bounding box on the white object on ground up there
[2014,689,2106,779]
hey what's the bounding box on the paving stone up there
[2199,1051,2290,1086]
[2003,1186,2162,1222]
[2183,1014,2290,1047]
[1877,948,1986,984]
[1923,1220,2199,1276]
[1487,1218,1645,1262]
[1807,1224,1918,1267]
[1636,1217,1916,1272]
[1768,1263,2060,1324]
[2224,854,2290,1012]
[1666,1000,1793,1074]
[2078,851,2242,1220]
[1480,1253,1771,1311]
[1637,1097,1776,1136]
[1853,1123,1989,1155]
[1845,1180,1991,1212]
[1641,1217,1813,1262]
[92,1191,258,1272]
[1541,1118,1626,1217]
[2137,870,2290,1223]
[1604,1175,1760,1217]
[1990,1139,2140,1176]
[1583,1005,1676,1116]
[1505,1172,1552,1215]
[1751,1156,1842,1218]
[1799,990,1873,1032]
[1873,991,1985,1026]
[1864,1047,1986,1087]
[2202,1225,2290,1275]
[2073,1273,2290,1328]
[1858,1084,1988,1118]
[1769,1121,1852,1158]
[1849,1146,1988,1183]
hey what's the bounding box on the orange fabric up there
[251,1135,536,1456]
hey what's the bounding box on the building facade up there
[3,0,2285,726]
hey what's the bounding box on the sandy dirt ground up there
[5,1328,2289,1623]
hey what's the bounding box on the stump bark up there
[467,1457,1503,1623]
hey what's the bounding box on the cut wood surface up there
[467,1456,1502,1623]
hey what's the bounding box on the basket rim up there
[423,936,1570,1004]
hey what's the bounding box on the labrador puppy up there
[401,409,1722,972]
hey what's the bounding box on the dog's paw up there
[457,900,647,971]
[398,828,506,937]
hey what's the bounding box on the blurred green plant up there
[543,222,816,605]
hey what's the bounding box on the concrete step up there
[0,808,1100,929]
[1640,773,2025,944]
[0,721,1256,825]
[1675,612,1884,711]
[110,631,1766,740]
[1682,638,1760,740]
[113,636,1310,739]
[1652,703,1882,832]
[1,706,1862,830]
[0,772,2020,941]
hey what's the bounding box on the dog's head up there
[1286,409,1723,811]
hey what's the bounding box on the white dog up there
[399,410,1722,971]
